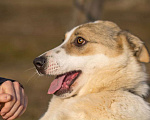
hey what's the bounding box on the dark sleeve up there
[0,77,24,88]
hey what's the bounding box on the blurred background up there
[0,0,150,119]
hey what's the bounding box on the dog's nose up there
[33,56,47,69]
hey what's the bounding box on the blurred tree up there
[70,0,104,27]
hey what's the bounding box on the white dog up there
[33,21,150,120]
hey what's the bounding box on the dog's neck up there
[77,58,148,98]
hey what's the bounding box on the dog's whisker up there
[26,72,38,84]
[24,67,35,72]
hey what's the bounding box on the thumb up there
[0,94,11,103]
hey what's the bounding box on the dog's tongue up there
[47,75,65,94]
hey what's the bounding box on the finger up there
[2,82,21,119]
[6,105,24,120]
[0,94,11,103]
[18,91,28,117]
[7,88,27,120]
[0,81,16,116]
[0,94,11,113]
[8,89,28,120]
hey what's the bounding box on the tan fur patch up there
[118,31,150,63]
[63,21,123,57]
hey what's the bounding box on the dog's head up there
[33,21,150,98]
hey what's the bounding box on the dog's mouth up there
[48,70,82,96]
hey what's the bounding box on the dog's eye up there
[74,37,87,47]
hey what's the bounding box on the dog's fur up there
[35,21,150,120]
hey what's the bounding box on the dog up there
[33,20,150,120]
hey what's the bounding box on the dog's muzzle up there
[33,56,47,74]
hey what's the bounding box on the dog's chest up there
[40,92,150,120]
[41,96,91,120]
[50,97,80,119]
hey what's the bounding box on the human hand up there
[0,81,28,120]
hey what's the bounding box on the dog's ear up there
[118,31,150,63]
